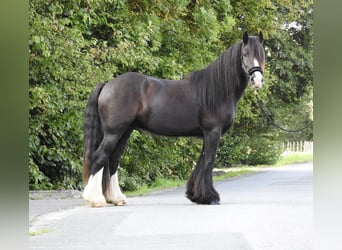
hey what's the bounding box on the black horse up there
[82,31,265,206]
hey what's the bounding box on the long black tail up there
[83,83,106,184]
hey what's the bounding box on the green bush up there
[242,135,283,165]
[119,131,201,191]
[216,132,249,167]
[216,130,282,167]
[216,94,284,167]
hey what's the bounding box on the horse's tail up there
[83,83,106,184]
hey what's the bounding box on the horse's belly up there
[135,109,202,137]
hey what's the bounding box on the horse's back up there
[99,72,145,100]
[134,77,202,136]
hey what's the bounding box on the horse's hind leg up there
[83,133,123,207]
[103,127,133,206]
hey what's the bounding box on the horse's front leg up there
[186,127,221,205]
[186,145,204,201]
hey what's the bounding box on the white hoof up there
[90,200,107,208]
[113,199,127,206]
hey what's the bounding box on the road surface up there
[29,162,312,250]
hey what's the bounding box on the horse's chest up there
[221,112,235,134]
[222,123,232,134]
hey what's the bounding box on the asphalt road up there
[29,162,312,250]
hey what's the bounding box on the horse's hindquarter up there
[98,73,145,132]
[136,77,202,136]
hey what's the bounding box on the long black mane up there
[189,35,265,113]
[189,41,247,113]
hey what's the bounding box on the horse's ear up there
[243,31,249,44]
[259,31,264,44]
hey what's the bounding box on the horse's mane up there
[189,41,247,113]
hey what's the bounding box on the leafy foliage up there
[29,0,313,190]
[119,131,201,190]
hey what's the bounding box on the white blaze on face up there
[252,58,263,89]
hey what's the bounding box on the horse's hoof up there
[210,200,220,205]
[114,200,127,206]
[90,201,107,207]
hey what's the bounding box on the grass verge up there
[126,178,185,197]
[29,228,52,237]
[276,153,313,166]
[213,169,254,181]
[125,153,312,197]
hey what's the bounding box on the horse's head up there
[241,31,265,90]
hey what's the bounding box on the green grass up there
[276,153,313,166]
[29,228,52,237]
[213,169,254,181]
[126,178,185,197]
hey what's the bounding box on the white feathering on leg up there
[105,170,127,206]
[82,167,106,207]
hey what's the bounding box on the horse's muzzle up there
[251,72,264,90]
